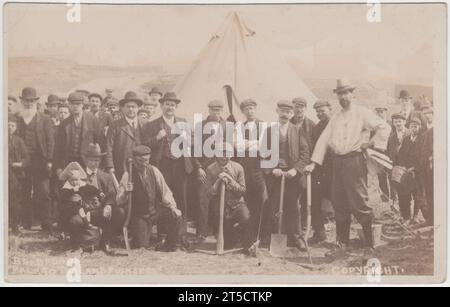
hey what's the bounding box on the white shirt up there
[311,104,391,165]
[279,121,289,138]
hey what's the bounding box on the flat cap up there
[132,145,152,156]
[409,117,422,126]
[88,93,103,101]
[208,99,224,109]
[68,92,85,104]
[313,99,330,109]
[391,112,406,120]
[240,99,257,110]
[75,89,90,96]
[277,100,294,110]
[292,97,307,106]
[374,104,388,111]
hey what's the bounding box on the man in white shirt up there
[305,79,391,256]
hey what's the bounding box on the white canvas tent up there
[174,12,317,123]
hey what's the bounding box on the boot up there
[362,222,374,248]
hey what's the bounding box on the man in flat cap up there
[89,93,113,148]
[117,145,182,250]
[392,117,426,225]
[205,142,252,253]
[142,92,193,243]
[309,100,333,244]
[236,98,270,245]
[263,100,310,250]
[16,87,55,230]
[54,92,102,174]
[75,89,91,112]
[291,97,316,150]
[387,113,409,205]
[191,99,231,241]
[106,91,143,180]
[305,79,391,257]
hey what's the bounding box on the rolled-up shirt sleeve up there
[364,109,391,151]
[153,167,177,210]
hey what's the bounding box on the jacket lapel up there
[120,118,136,140]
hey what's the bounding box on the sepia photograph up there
[2,1,447,286]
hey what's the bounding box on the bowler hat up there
[277,100,294,110]
[46,94,60,106]
[79,185,103,200]
[159,92,181,104]
[292,97,308,106]
[85,143,106,158]
[333,79,356,94]
[119,91,143,107]
[240,99,257,110]
[313,100,331,109]
[19,87,40,101]
[149,87,163,96]
[68,92,85,104]
[398,90,412,99]
[132,145,152,157]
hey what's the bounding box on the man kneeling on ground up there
[116,145,182,251]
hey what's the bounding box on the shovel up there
[270,173,288,257]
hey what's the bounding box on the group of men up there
[7,79,434,257]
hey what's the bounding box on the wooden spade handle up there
[216,182,226,255]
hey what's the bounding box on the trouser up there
[67,207,125,247]
[332,152,373,247]
[266,173,301,243]
[9,174,23,231]
[210,201,252,250]
[424,168,434,224]
[129,207,181,249]
[311,171,326,233]
[159,157,187,216]
[22,154,52,229]
[243,167,269,242]
[197,180,211,237]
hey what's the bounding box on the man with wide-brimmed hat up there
[304,79,391,257]
[16,86,55,230]
[105,91,143,179]
[116,145,182,250]
[142,92,194,241]
[54,92,102,174]
[79,143,125,253]
[263,100,310,251]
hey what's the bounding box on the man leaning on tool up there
[263,100,310,251]
[304,79,391,257]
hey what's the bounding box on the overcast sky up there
[4,3,445,83]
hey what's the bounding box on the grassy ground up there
[7,175,434,279]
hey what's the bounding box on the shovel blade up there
[270,234,288,257]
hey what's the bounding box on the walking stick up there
[216,181,226,255]
[123,158,133,252]
[304,173,313,264]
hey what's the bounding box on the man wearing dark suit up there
[420,107,433,225]
[54,92,102,174]
[89,93,113,149]
[105,91,143,179]
[398,90,427,133]
[263,100,310,250]
[142,92,194,225]
[191,99,232,240]
[309,100,333,244]
[83,143,125,252]
[16,87,55,230]
[290,96,315,232]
